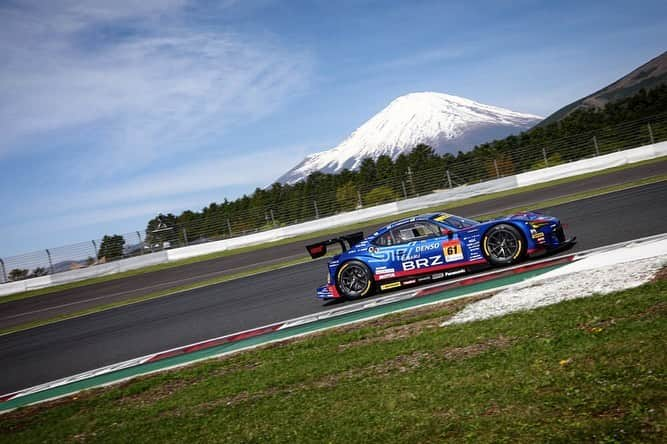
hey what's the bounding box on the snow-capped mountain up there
[276,92,542,184]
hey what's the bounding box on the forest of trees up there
[137,85,667,251]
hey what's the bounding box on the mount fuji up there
[276,92,542,184]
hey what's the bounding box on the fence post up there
[593,136,600,155]
[407,167,416,195]
[401,181,408,199]
[182,227,189,246]
[446,170,453,189]
[45,249,54,275]
[313,200,319,219]
[270,209,276,227]
[357,190,363,208]
[0,258,6,283]
[648,123,655,144]
[227,219,233,237]
[136,231,144,255]
[493,159,500,178]
[542,147,548,167]
[90,240,97,262]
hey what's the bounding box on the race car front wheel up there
[482,223,525,266]
[336,260,374,300]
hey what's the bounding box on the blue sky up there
[0,0,665,257]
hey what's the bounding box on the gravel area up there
[443,238,667,326]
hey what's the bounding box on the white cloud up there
[74,145,310,209]
[0,1,311,175]
[5,143,310,222]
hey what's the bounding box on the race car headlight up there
[528,222,549,229]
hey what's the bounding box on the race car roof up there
[368,212,449,239]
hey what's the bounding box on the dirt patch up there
[634,301,667,320]
[592,406,626,419]
[338,318,441,350]
[120,360,262,406]
[480,403,502,416]
[651,265,667,282]
[578,318,617,333]
[442,336,514,360]
[0,386,107,431]
[118,377,193,406]
[366,351,433,375]
[578,300,667,333]
[338,293,493,350]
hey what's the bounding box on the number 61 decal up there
[442,240,464,262]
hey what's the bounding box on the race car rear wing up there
[306,232,364,259]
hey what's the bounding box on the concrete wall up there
[2,141,665,297]
[516,141,667,187]
[0,253,169,297]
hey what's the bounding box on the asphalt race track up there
[0,180,666,394]
[2,158,666,330]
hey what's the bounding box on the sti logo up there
[402,255,444,271]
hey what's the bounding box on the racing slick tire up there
[482,223,526,266]
[335,260,375,300]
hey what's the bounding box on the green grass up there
[2,276,665,443]
[3,156,665,304]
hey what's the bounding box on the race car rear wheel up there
[336,260,374,300]
[482,223,525,266]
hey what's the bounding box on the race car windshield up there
[440,215,478,229]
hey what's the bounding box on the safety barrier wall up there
[48,252,170,286]
[0,276,54,295]
[0,253,170,297]
[1,141,665,297]
[516,141,667,187]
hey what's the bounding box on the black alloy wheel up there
[336,260,374,300]
[482,223,525,266]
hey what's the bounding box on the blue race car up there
[306,211,575,300]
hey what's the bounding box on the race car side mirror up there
[441,228,454,239]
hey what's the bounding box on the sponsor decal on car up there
[531,229,547,244]
[402,279,417,285]
[417,275,432,283]
[428,269,466,280]
[445,269,466,277]
[378,273,396,280]
[402,255,444,271]
[380,282,402,290]
[433,213,453,222]
[415,242,440,253]
[442,240,464,262]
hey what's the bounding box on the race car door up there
[389,221,451,274]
